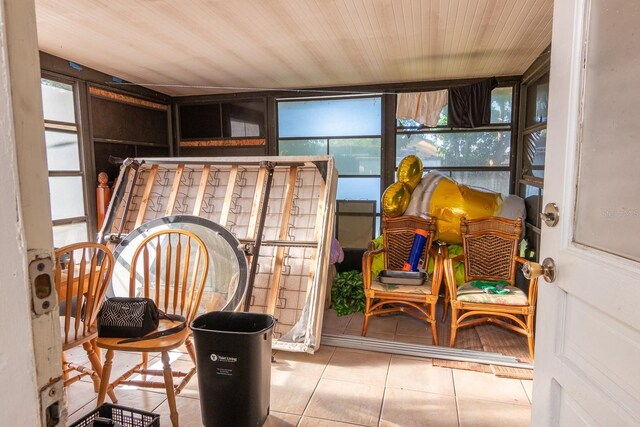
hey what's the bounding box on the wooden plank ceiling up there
[35,0,553,96]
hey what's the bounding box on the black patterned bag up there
[97,297,185,343]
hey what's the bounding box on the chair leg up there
[92,340,101,361]
[185,336,197,364]
[161,351,179,427]
[62,351,70,382]
[449,308,458,348]
[441,285,449,322]
[527,333,535,359]
[361,297,371,336]
[430,304,439,346]
[527,314,535,359]
[97,350,114,406]
[83,341,102,393]
[141,353,149,381]
[84,341,118,403]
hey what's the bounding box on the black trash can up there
[191,311,276,427]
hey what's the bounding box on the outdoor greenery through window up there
[396,87,513,195]
[278,97,382,247]
[41,78,88,247]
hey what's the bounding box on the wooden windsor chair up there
[55,242,117,403]
[96,229,209,427]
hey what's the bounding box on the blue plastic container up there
[403,229,429,272]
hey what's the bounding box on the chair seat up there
[96,319,191,352]
[456,282,528,306]
[371,278,432,295]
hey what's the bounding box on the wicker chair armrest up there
[363,247,385,260]
[362,247,385,289]
[450,254,464,263]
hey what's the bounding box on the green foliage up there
[331,270,366,317]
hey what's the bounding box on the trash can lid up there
[191,311,276,334]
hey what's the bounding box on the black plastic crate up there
[69,403,160,427]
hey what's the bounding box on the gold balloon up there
[427,177,503,243]
[397,155,424,191]
[382,182,411,217]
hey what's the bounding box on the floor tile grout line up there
[299,415,369,426]
[521,379,533,404]
[376,351,393,427]
[295,345,336,427]
[454,395,532,407]
[452,367,462,427]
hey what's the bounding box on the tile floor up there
[65,312,533,426]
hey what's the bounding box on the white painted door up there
[532,0,640,425]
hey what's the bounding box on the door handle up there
[540,203,560,227]
[522,258,557,283]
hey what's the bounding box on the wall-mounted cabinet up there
[89,86,171,180]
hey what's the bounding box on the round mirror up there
[110,215,248,312]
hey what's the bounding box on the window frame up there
[394,84,517,196]
[276,95,384,246]
[515,48,551,262]
[41,74,94,245]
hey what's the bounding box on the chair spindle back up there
[55,243,114,346]
[130,229,209,323]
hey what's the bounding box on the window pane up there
[45,131,80,171]
[526,74,549,126]
[520,184,544,228]
[491,87,513,123]
[53,222,88,248]
[41,79,75,123]
[523,129,546,178]
[48,176,85,220]
[447,171,510,195]
[396,88,511,128]
[329,138,380,175]
[179,104,222,139]
[396,131,511,168]
[396,101,448,127]
[278,139,327,156]
[336,177,381,212]
[278,97,381,137]
[222,100,265,137]
[336,200,376,249]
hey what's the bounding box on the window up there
[41,78,89,247]
[396,87,514,195]
[521,73,549,180]
[516,49,550,262]
[278,97,382,247]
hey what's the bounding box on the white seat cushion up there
[456,282,528,306]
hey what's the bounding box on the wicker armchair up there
[444,217,538,358]
[361,216,442,344]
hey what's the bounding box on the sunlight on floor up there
[65,313,532,426]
